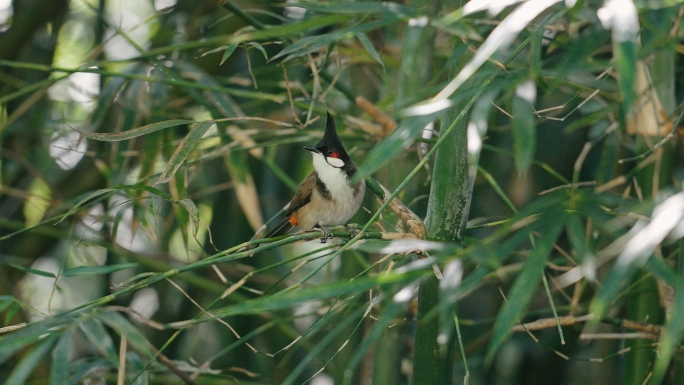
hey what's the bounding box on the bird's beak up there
[304,146,320,154]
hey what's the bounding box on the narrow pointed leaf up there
[8,263,56,278]
[97,311,154,360]
[156,121,214,185]
[511,80,537,174]
[356,32,384,69]
[176,198,200,237]
[79,318,118,366]
[63,263,138,277]
[291,2,421,18]
[220,43,239,65]
[5,337,57,385]
[50,328,74,385]
[485,215,565,364]
[71,120,192,142]
[354,113,436,181]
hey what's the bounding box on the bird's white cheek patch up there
[326,157,345,168]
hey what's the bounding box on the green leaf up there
[63,263,138,277]
[5,337,57,385]
[233,13,352,43]
[290,1,421,18]
[57,184,174,224]
[272,17,399,62]
[355,32,384,69]
[156,121,214,185]
[485,215,565,365]
[614,40,637,121]
[214,269,426,318]
[350,239,459,255]
[591,193,684,318]
[354,113,437,181]
[432,2,562,102]
[220,43,239,65]
[247,42,268,60]
[511,81,536,174]
[0,296,16,314]
[97,311,154,360]
[8,263,56,278]
[176,198,200,237]
[651,246,684,384]
[50,328,74,385]
[79,318,119,366]
[68,358,110,384]
[71,119,192,142]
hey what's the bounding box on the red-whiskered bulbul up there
[266,112,365,242]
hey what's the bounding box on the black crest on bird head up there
[315,112,350,160]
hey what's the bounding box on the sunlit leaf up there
[432,0,562,103]
[350,239,459,254]
[591,192,684,318]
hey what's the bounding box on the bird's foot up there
[314,226,333,243]
[344,224,359,238]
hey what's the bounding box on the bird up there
[265,112,366,243]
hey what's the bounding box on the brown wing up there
[286,171,316,216]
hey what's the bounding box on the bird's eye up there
[329,151,340,158]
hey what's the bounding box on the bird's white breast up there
[306,152,365,227]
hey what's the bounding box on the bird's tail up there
[264,216,294,239]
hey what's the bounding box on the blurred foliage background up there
[1,0,684,384]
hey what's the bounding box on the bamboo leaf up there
[355,32,384,69]
[97,311,154,360]
[350,239,459,255]
[511,80,537,174]
[71,120,192,142]
[50,328,74,385]
[354,113,437,181]
[156,121,214,185]
[600,0,639,120]
[291,1,421,18]
[63,263,138,277]
[220,43,239,65]
[272,17,399,62]
[432,0,562,103]
[79,318,119,366]
[176,198,200,237]
[485,215,565,364]
[591,193,684,318]
[234,14,352,43]
[247,42,268,59]
[8,263,56,278]
[4,337,57,385]
[651,246,684,384]
[0,296,15,314]
[213,269,426,318]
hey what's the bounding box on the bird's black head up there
[304,112,356,175]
